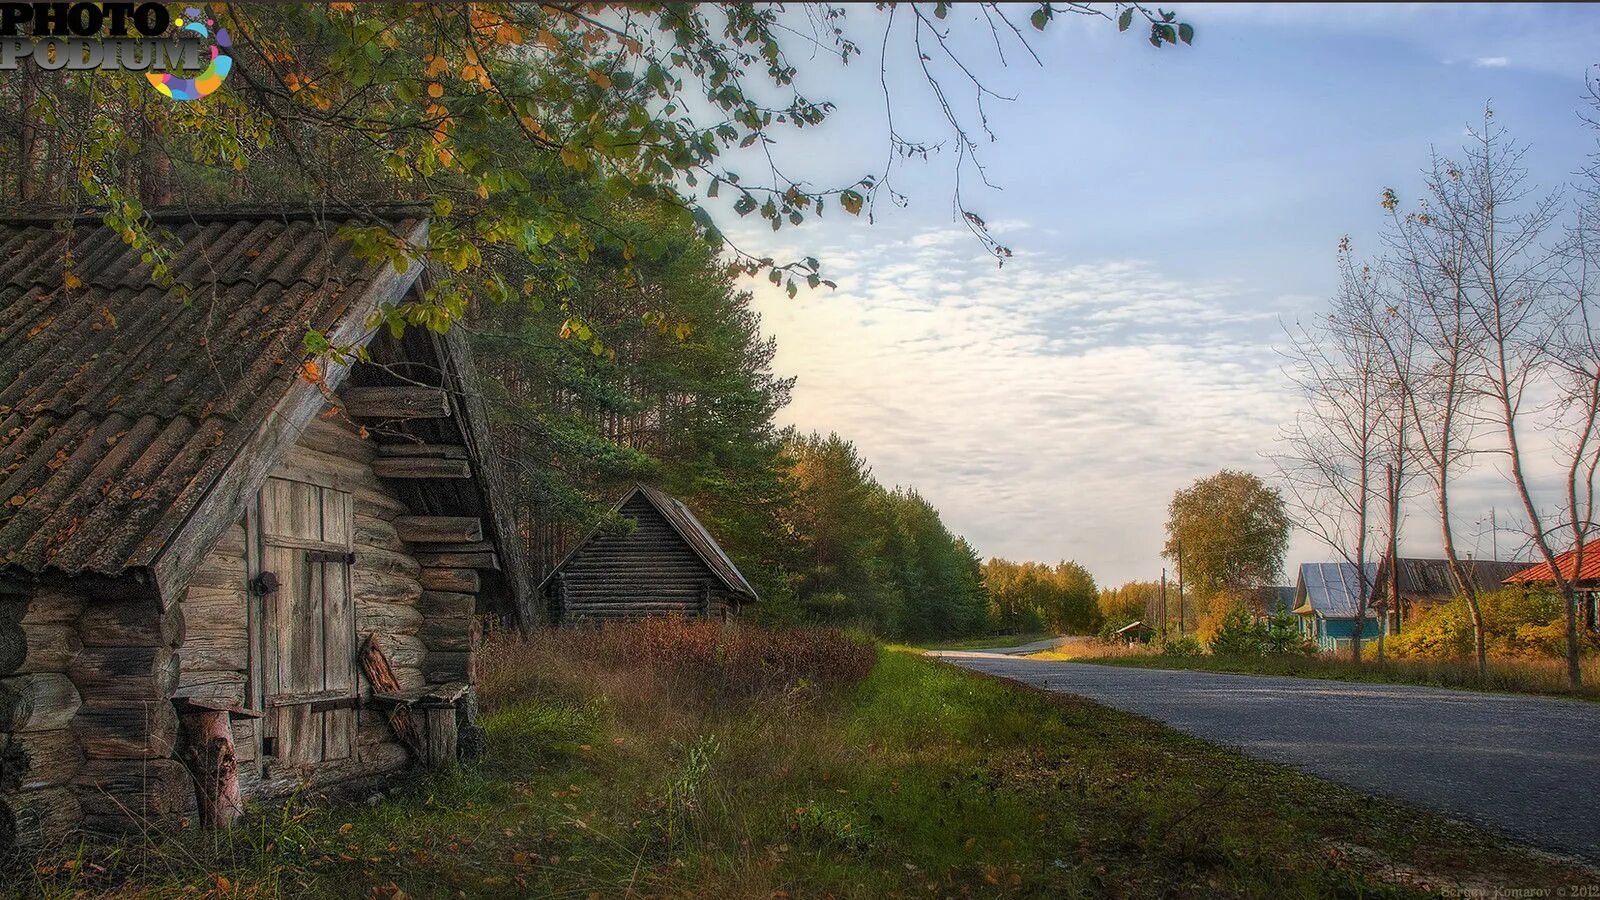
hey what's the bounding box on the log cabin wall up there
[218,406,432,798]
[555,494,735,622]
[0,587,87,850]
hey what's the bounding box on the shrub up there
[1391,588,1600,660]
[1159,634,1204,657]
[479,618,878,711]
[1264,608,1313,655]
[1208,603,1266,656]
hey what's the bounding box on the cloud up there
[1472,56,1509,68]
[748,225,1293,586]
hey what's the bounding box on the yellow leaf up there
[339,822,353,834]
[424,54,448,77]
[587,68,612,90]
[62,271,81,289]
[427,82,443,98]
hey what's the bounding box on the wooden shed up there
[0,208,532,852]
[542,485,757,623]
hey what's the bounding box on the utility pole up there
[1381,463,1399,660]
[1176,539,1185,637]
[1491,507,1498,560]
[1159,567,1168,640]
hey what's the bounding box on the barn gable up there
[542,485,756,622]
[0,208,530,851]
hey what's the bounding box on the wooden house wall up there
[555,495,735,621]
[1,399,487,851]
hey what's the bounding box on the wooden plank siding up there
[555,494,736,622]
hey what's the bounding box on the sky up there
[715,3,1600,588]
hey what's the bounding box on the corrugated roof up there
[1381,556,1527,600]
[1504,540,1600,586]
[1294,561,1379,618]
[0,208,425,578]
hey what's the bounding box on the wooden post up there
[421,703,457,769]
[1176,540,1185,637]
[173,698,255,830]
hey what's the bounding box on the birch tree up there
[1275,249,1396,662]
[1444,112,1589,688]
[1381,153,1496,674]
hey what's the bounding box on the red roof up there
[1503,540,1600,585]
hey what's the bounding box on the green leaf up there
[1178,22,1194,44]
[1030,7,1049,30]
[1118,8,1133,31]
[840,189,864,216]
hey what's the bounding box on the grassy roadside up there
[14,624,1592,898]
[913,631,1058,651]
[1030,641,1600,701]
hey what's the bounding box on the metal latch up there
[250,571,279,596]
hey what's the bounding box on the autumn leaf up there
[427,82,444,98]
[62,271,81,289]
[300,359,324,384]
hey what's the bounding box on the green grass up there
[1049,645,1600,701]
[912,630,1058,651]
[14,637,1593,898]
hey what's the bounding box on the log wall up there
[553,494,736,622]
[1,394,491,851]
[0,588,85,850]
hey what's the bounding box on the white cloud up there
[1473,56,1509,68]
[748,226,1292,586]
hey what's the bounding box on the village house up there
[1371,555,1526,632]
[541,484,757,623]
[0,208,532,852]
[1503,540,1600,632]
[1292,562,1386,652]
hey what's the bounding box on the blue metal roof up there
[1295,561,1379,619]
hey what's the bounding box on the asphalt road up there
[929,653,1600,864]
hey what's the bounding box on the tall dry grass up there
[1053,638,1600,699]
[479,618,876,712]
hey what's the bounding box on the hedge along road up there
[927,650,1600,864]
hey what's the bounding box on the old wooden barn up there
[541,485,757,622]
[0,208,532,851]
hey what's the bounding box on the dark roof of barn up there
[542,484,758,601]
[1380,556,1527,599]
[0,206,426,579]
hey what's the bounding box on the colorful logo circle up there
[146,7,230,101]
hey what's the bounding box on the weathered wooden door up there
[254,477,357,767]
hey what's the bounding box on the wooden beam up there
[376,443,468,459]
[415,551,498,571]
[394,516,482,544]
[342,386,450,419]
[370,458,471,480]
[420,568,479,593]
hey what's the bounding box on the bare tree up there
[1381,152,1496,674]
[1442,110,1589,688]
[1275,249,1397,663]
